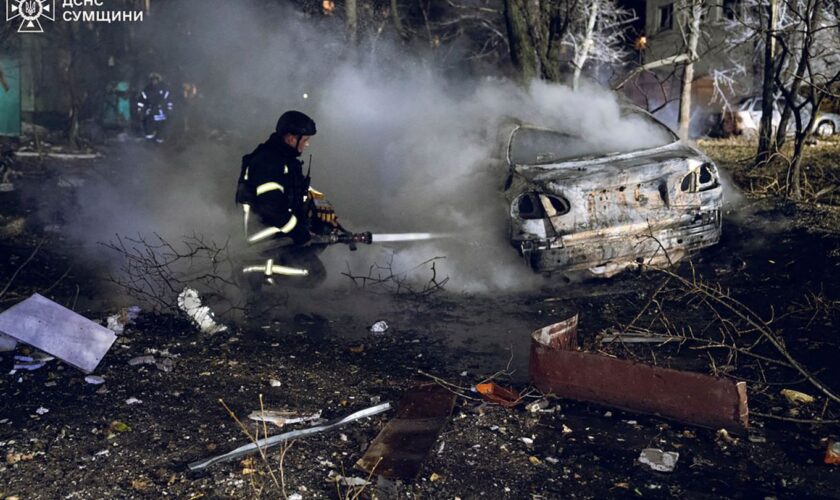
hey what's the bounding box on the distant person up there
[0,64,9,93]
[179,82,199,135]
[136,73,173,143]
[235,111,347,290]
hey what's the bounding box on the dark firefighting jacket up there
[236,133,312,244]
[137,83,174,119]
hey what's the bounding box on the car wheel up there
[816,121,835,137]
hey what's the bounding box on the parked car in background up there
[735,96,840,138]
[501,107,723,278]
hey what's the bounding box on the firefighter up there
[236,110,343,289]
[136,73,174,143]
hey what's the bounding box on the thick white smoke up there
[62,0,679,294]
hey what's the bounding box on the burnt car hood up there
[512,141,703,184]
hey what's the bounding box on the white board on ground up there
[0,294,116,373]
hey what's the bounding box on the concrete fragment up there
[177,288,227,334]
[370,320,389,335]
[638,448,679,472]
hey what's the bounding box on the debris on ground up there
[177,288,227,334]
[638,448,680,472]
[529,315,749,434]
[825,441,840,465]
[475,382,522,408]
[356,384,455,481]
[0,216,25,238]
[84,375,105,385]
[0,294,117,373]
[105,306,141,335]
[525,399,550,413]
[369,320,389,335]
[128,355,156,366]
[109,421,131,433]
[11,353,54,372]
[327,471,370,487]
[781,389,815,405]
[598,330,671,344]
[6,451,35,464]
[247,410,322,428]
[716,428,739,445]
[127,349,176,372]
[189,402,391,473]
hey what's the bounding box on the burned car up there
[502,108,723,277]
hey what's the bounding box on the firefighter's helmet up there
[148,72,162,83]
[276,111,317,136]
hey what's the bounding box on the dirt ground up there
[1,138,839,499]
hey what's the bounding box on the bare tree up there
[503,0,633,85]
[346,0,359,45]
[566,0,635,90]
[757,0,779,163]
[775,0,840,199]
[677,0,704,140]
[720,0,840,190]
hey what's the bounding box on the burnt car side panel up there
[506,130,723,276]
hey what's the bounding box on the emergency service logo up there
[6,0,55,33]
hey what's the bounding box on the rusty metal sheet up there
[355,383,455,481]
[529,315,749,434]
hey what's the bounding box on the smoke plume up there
[63,0,680,294]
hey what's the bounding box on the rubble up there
[0,294,117,373]
[638,448,679,472]
[529,315,749,434]
[247,410,322,428]
[177,288,227,334]
[369,320,389,335]
[12,354,53,372]
[327,471,370,487]
[105,306,141,335]
[356,384,455,481]
[128,351,175,372]
[475,382,521,408]
[188,402,391,473]
[781,389,815,405]
[598,330,671,344]
[525,399,550,413]
[825,441,840,465]
[128,355,156,366]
